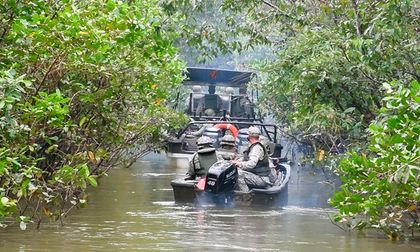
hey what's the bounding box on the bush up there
[329,80,420,238]
[0,0,186,228]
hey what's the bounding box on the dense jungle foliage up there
[1,0,418,238]
[329,80,419,238]
[167,0,419,237]
[0,0,186,228]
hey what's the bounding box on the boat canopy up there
[184,67,254,87]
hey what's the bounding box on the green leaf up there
[0,160,7,175]
[387,118,401,129]
[369,124,382,132]
[389,135,403,144]
[79,116,88,127]
[343,107,355,114]
[87,176,97,187]
[6,157,21,168]
[45,144,58,154]
[78,164,90,178]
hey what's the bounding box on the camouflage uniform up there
[231,96,253,118]
[187,136,219,179]
[217,135,236,160]
[236,127,271,192]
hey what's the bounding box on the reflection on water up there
[0,153,419,251]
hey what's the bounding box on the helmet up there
[204,108,215,116]
[226,87,234,95]
[247,126,261,137]
[197,136,213,147]
[192,85,202,93]
[221,134,235,146]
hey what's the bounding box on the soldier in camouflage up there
[217,134,237,160]
[231,126,271,191]
[186,136,219,180]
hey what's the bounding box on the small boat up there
[171,161,290,207]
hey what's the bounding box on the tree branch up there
[34,56,60,96]
[352,0,362,36]
[262,0,291,19]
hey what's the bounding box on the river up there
[0,153,419,251]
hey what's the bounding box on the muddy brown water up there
[0,153,419,251]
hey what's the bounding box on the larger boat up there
[179,67,258,120]
[167,67,274,167]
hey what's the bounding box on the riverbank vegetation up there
[0,0,186,228]
[1,0,418,238]
[167,0,419,238]
[329,80,419,238]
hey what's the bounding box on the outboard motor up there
[203,161,238,205]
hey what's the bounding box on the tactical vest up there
[218,148,236,160]
[193,149,218,177]
[243,142,270,176]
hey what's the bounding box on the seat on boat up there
[248,183,271,190]
[181,134,198,151]
[266,142,276,156]
[194,94,223,115]
[190,93,205,115]
[218,94,231,114]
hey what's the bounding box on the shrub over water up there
[0,0,186,228]
[329,80,419,238]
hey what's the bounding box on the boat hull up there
[171,164,290,207]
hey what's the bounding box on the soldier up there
[220,87,235,115]
[196,85,222,116]
[231,126,271,191]
[226,87,235,96]
[231,87,253,118]
[186,136,219,180]
[217,134,237,160]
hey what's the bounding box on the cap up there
[247,126,261,137]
